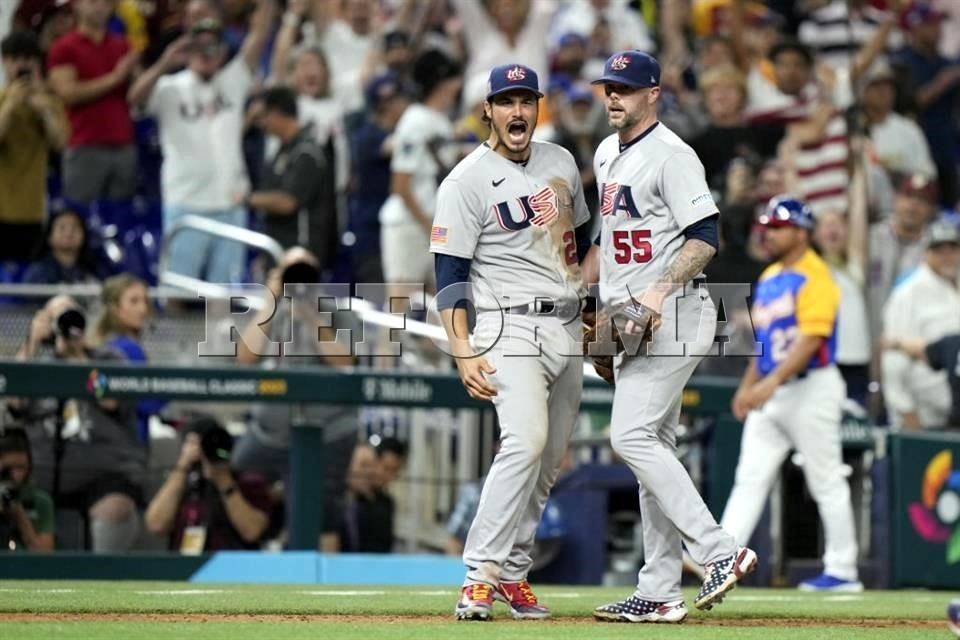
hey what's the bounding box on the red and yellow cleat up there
[494,580,551,620]
[455,583,494,621]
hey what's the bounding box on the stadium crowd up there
[0,0,959,553]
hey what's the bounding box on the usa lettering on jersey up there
[493,185,561,230]
[599,182,641,218]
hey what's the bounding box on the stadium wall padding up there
[0,552,466,585]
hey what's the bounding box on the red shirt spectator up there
[47,29,133,147]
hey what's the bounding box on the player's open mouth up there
[507,121,528,142]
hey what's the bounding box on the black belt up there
[501,299,583,316]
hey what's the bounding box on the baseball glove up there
[582,310,621,385]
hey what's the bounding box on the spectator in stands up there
[0,31,69,262]
[128,0,276,285]
[894,1,960,205]
[0,428,55,552]
[47,0,140,203]
[454,72,491,145]
[813,154,871,405]
[337,442,393,553]
[16,0,77,55]
[882,221,960,429]
[347,72,409,286]
[550,83,606,213]
[299,0,378,113]
[91,273,164,445]
[747,39,850,216]
[691,64,780,200]
[380,49,461,295]
[884,330,960,429]
[246,87,335,274]
[372,436,407,492]
[143,0,223,67]
[799,0,902,71]
[232,247,357,547]
[862,60,937,180]
[13,295,145,552]
[22,208,103,285]
[452,0,556,88]
[657,53,708,142]
[270,1,348,193]
[550,0,654,65]
[145,417,271,551]
[867,173,937,339]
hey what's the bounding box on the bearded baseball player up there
[582,50,757,623]
[721,196,862,592]
[430,63,593,621]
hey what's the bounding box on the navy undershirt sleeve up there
[575,223,593,263]
[682,213,719,251]
[434,253,472,311]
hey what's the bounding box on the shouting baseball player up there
[582,50,756,623]
[721,196,862,592]
[430,64,593,621]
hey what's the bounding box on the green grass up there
[0,581,954,640]
[0,622,947,640]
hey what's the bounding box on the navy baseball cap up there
[486,64,544,101]
[757,195,815,230]
[364,72,407,109]
[591,50,661,88]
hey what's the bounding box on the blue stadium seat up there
[120,226,161,285]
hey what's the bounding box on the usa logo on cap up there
[610,55,631,71]
[507,66,526,81]
[486,63,544,101]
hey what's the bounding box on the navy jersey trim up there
[618,121,660,153]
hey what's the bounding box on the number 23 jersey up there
[752,248,840,377]
[593,121,719,307]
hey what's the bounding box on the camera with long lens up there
[53,308,86,341]
[280,261,320,296]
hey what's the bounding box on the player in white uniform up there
[430,63,593,621]
[721,196,862,592]
[582,51,757,623]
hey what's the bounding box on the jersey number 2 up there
[612,229,652,264]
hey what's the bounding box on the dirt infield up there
[0,613,944,629]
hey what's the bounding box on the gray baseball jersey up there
[593,122,718,306]
[429,141,590,309]
[594,121,737,601]
[430,139,588,589]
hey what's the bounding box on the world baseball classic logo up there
[908,449,960,564]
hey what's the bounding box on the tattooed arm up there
[630,238,716,333]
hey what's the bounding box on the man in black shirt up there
[246,87,335,272]
[690,64,781,199]
[885,334,960,429]
[338,443,393,553]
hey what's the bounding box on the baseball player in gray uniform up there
[582,51,757,623]
[429,63,593,622]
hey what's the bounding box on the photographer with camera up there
[233,246,357,550]
[0,30,69,262]
[145,417,271,552]
[0,429,55,552]
[13,295,146,552]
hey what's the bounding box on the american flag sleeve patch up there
[431,225,449,244]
